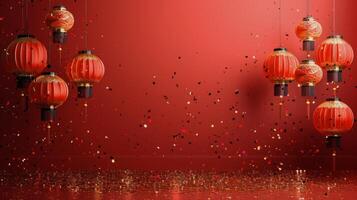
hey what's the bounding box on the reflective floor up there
[1,170,357,199]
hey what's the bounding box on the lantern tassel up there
[279,97,283,120]
[306,99,310,120]
[47,122,51,144]
[58,44,62,67]
[332,149,336,172]
[83,101,88,122]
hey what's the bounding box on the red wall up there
[0,0,356,171]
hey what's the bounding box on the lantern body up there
[28,72,69,121]
[295,59,323,96]
[313,98,354,136]
[46,5,74,44]
[6,35,48,88]
[66,50,105,98]
[316,35,354,82]
[263,48,299,96]
[295,16,322,51]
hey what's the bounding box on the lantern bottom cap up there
[53,30,67,44]
[274,83,288,97]
[303,40,315,51]
[325,135,342,149]
[41,107,56,122]
[327,70,342,83]
[301,85,315,97]
[78,85,93,99]
[16,74,34,89]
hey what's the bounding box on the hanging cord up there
[21,0,24,33]
[84,0,89,49]
[278,0,282,47]
[306,0,310,16]
[332,0,336,35]
[306,0,311,56]
[48,0,52,65]
[24,0,29,34]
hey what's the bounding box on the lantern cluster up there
[293,7,355,149]
[294,15,323,97]
[4,3,105,124]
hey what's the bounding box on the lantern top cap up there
[325,135,341,139]
[327,35,343,39]
[78,50,92,55]
[326,97,340,101]
[303,16,314,21]
[273,47,287,52]
[17,34,35,38]
[42,72,56,76]
[301,59,315,64]
[53,5,67,10]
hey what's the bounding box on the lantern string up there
[332,0,336,35]
[84,0,88,50]
[278,0,282,47]
[306,0,310,16]
[83,101,88,122]
[24,0,29,33]
[24,95,29,112]
[279,97,283,120]
[48,0,52,65]
[332,148,336,172]
[47,122,51,144]
[306,99,310,120]
[59,45,62,67]
[21,0,24,33]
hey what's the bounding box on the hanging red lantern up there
[5,34,47,88]
[66,50,105,98]
[263,48,299,96]
[28,72,69,121]
[46,5,74,44]
[295,16,322,51]
[316,35,354,83]
[313,97,354,137]
[295,59,323,96]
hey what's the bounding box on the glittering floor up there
[1,170,357,200]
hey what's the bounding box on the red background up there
[0,0,356,171]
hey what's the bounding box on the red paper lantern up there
[66,50,105,98]
[295,16,322,51]
[295,59,323,96]
[6,34,47,88]
[316,35,354,82]
[46,5,74,44]
[28,72,69,121]
[263,48,299,96]
[313,98,354,137]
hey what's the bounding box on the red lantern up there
[66,50,105,98]
[313,98,354,136]
[28,72,69,121]
[295,59,323,96]
[316,35,354,82]
[6,34,47,88]
[46,5,74,44]
[263,48,299,96]
[295,16,322,51]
